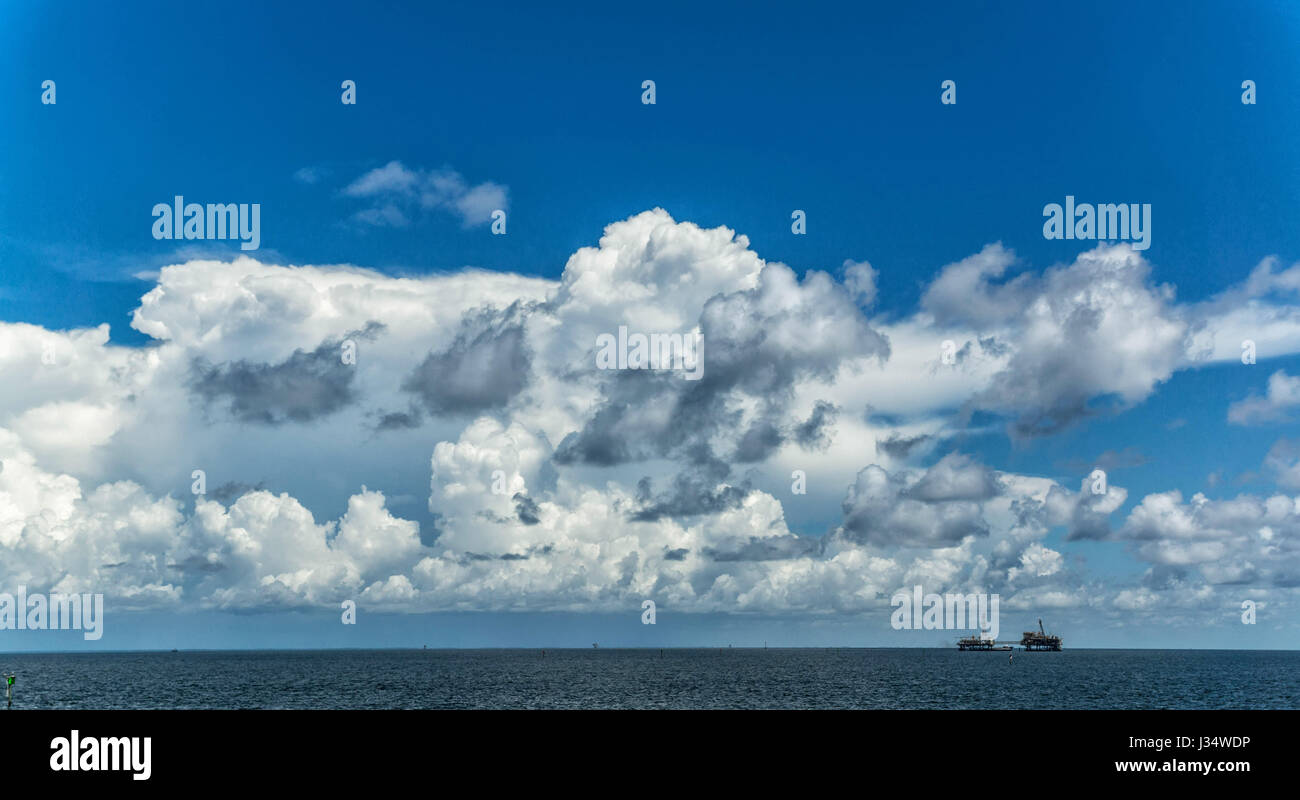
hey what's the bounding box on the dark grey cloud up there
[472,490,551,528]
[630,459,753,522]
[922,244,1036,329]
[209,481,267,504]
[734,418,784,463]
[513,493,541,525]
[189,322,385,424]
[703,534,821,562]
[957,250,1189,440]
[457,544,553,564]
[402,302,532,415]
[837,457,997,547]
[555,265,888,468]
[876,432,932,460]
[978,335,1010,358]
[1055,486,1120,542]
[975,305,1114,438]
[371,405,424,431]
[905,453,1003,502]
[167,555,227,574]
[793,400,838,450]
[616,552,639,589]
[554,370,706,466]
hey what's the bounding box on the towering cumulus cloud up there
[1,210,1298,631]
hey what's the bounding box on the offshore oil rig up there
[1020,619,1063,651]
[956,619,1062,651]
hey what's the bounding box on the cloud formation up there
[1228,370,1300,425]
[1,210,1298,632]
[343,161,507,228]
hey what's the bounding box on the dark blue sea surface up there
[1,648,1294,709]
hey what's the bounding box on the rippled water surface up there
[1,648,1295,709]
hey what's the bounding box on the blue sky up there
[2,1,1300,650]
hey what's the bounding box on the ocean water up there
[1,648,1295,709]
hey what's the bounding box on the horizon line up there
[3,645,1298,655]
